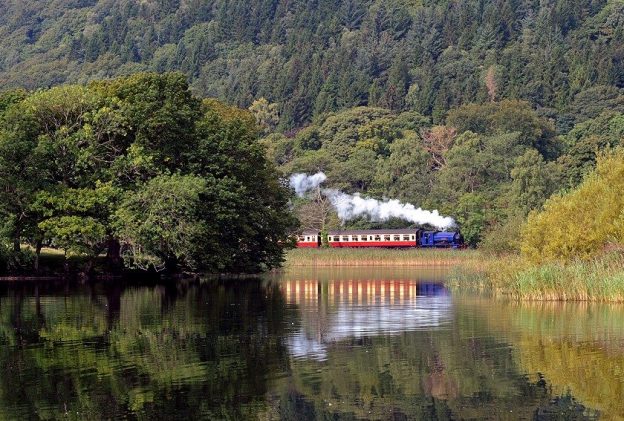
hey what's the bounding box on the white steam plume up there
[289,172,455,230]
[289,172,327,197]
[323,189,455,230]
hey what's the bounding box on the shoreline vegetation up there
[284,248,480,267]
[6,247,624,304]
[448,252,624,303]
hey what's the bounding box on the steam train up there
[296,229,464,249]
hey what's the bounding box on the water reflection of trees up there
[462,298,624,419]
[273,278,596,420]
[0,278,610,419]
[0,279,294,419]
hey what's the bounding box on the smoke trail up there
[289,172,327,197]
[289,172,455,229]
[322,189,455,230]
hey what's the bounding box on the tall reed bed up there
[449,252,624,302]
[284,248,479,267]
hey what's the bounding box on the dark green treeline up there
[1,0,623,130]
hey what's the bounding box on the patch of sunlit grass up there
[284,248,479,267]
[449,251,624,302]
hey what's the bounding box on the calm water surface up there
[0,267,622,420]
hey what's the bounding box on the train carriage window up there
[402,235,409,241]
[384,235,391,241]
[305,236,309,241]
[374,235,381,241]
[393,235,400,241]
[411,235,415,240]
[360,235,367,241]
[328,236,333,241]
[342,236,349,241]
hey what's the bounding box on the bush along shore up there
[448,252,624,302]
[448,149,624,303]
[284,248,479,267]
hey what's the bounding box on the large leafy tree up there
[0,72,297,274]
[114,174,241,272]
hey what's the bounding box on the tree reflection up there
[0,276,607,419]
[0,279,293,419]
[272,277,598,420]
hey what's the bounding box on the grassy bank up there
[284,248,479,267]
[449,252,624,302]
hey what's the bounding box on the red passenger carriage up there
[326,229,418,248]
[296,230,321,248]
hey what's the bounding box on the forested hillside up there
[2,0,624,252]
[1,0,623,130]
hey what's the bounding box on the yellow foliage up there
[521,149,624,263]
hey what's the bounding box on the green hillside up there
[1,0,623,130]
[1,0,624,263]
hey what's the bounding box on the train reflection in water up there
[281,279,452,360]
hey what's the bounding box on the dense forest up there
[1,0,623,130]
[1,0,624,266]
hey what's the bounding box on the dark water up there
[0,267,621,420]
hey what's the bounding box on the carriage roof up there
[327,229,418,236]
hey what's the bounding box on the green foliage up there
[0,72,296,274]
[373,134,432,204]
[479,214,525,255]
[521,149,624,263]
[565,86,624,127]
[446,100,558,158]
[437,131,525,201]
[453,193,487,247]
[90,72,202,170]
[34,183,120,256]
[0,1,622,131]
[557,111,624,188]
[115,174,225,271]
[249,97,279,134]
[508,149,560,217]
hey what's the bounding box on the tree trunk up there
[106,237,122,270]
[164,255,179,274]
[34,240,42,273]
[13,239,20,253]
[81,258,96,281]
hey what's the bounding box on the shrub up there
[479,214,525,255]
[521,149,624,263]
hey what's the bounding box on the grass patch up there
[448,251,624,302]
[284,248,479,267]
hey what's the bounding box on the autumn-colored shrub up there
[521,149,624,263]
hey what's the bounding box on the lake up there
[0,267,621,419]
